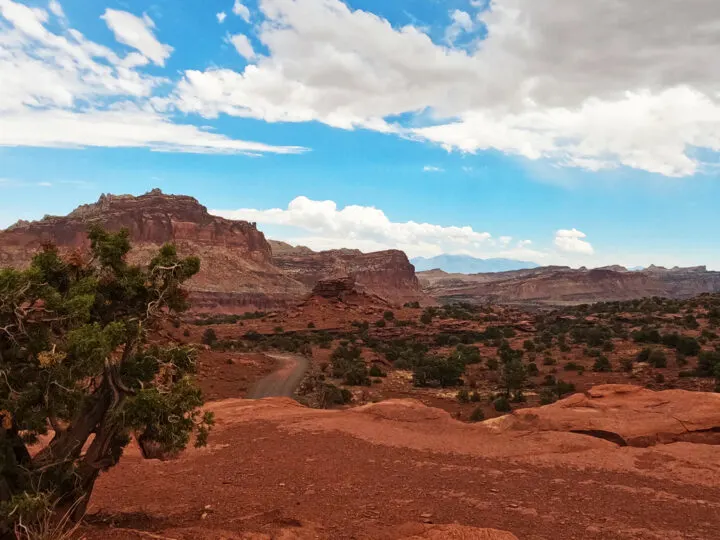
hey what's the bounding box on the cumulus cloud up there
[217,11,227,23]
[554,229,594,255]
[172,0,720,176]
[212,196,549,260]
[232,0,250,22]
[101,9,173,66]
[0,0,304,155]
[228,34,256,60]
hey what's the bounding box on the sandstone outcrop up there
[483,384,720,447]
[0,189,305,310]
[273,246,423,305]
[418,265,720,306]
[0,190,424,310]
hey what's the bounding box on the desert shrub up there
[526,362,539,377]
[383,310,395,321]
[457,388,470,403]
[486,358,499,371]
[523,340,536,352]
[412,355,464,388]
[539,387,557,405]
[404,301,421,308]
[420,311,433,325]
[563,362,581,371]
[620,358,634,372]
[493,396,512,412]
[469,406,485,422]
[369,364,386,377]
[201,328,218,346]
[697,351,720,377]
[183,329,191,337]
[648,349,668,368]
[593,355,612,372]
[500,359,527,400]
[452,344,482,365]
[470,391,481,402]
[0,228,210,533]
[375,319,386,328]
[331,344,370,385]
[632,327,662,344]
[307,322,316,329]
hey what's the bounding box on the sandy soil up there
[84,396,720,540]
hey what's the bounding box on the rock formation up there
[273,245,423,305]
[418,264,720,306]
[0,189,305,310]
[0,190,424,310]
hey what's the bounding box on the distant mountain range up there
[411,255,540,274]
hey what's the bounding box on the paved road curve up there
[247,353,309,399]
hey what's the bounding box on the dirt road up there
[247,353,309,398]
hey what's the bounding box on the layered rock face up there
[0,189,305,310]
[419,265,720,306]
[0,190,424,310]
[273,246,423,305]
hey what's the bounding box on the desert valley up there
[2,190,720,539]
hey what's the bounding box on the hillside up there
[419,265,720,306]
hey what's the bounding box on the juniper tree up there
[0,227,212,534]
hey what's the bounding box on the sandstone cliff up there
[272,244,423,305]
[0,189,306,310]
[419,265,720,306]
[0,190,424,310]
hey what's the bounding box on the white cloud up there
[445,9,474,44]
[498,236,512,247]
[232,0,250,22]
[0,107,306,155]
[211,196,551,260]
[172,0,720,177]
[423,165,444,173]
[554,229,594,255]
[48,0,63,18]
[217,11,227,23]
[228,33,256,60]
[37,181,52,187]
[0,0,302,156]
[101,9,173,66]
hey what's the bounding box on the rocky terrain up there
[0,190,422,310]
[271,242,423,305]
[84,386,720,539]
[419,265,720,306]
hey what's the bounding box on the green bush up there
[201,328,218,346]
[592,355,612,372]
[493,396,512,412]
[469,406,485,422]
[457,388,470,403]
[648,349,667,368]
[412,355,464,388]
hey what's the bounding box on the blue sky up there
[1,0,720,269]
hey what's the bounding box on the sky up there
[1,0,720,269]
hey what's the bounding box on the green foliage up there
[0,228,206,533]
[201,328,218,346]
[375,319,386,328]
[647,349,668,368]
[383,310,395,321]
[697,351,720,377]
[499,358,527,399]
[493,396,512,413]
[469,406,485,422]
[457,388,470,403]
[330,344,369,386]
[592,355,612,372]
[412,355,464,388]
[368,364,386,378]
